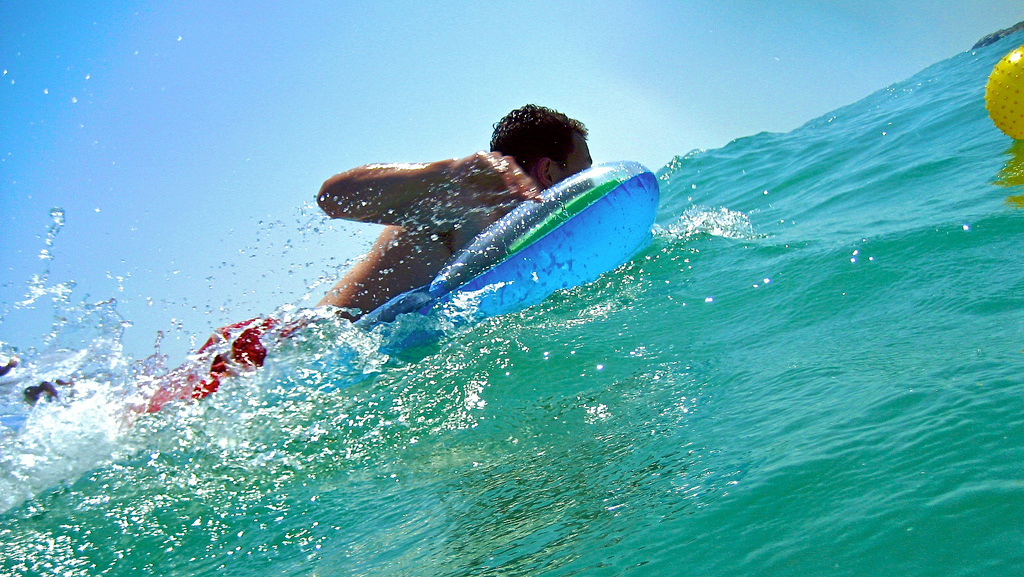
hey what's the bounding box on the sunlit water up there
[2,33,1024,576]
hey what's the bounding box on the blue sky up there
[2,0,1022,360]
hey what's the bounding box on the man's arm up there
[315,151,541,317]
[317,151,541,232]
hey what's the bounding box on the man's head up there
[490,105,592,188]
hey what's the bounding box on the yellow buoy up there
[986,45,1024,140]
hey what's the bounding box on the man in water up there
[316,104,592,318]
[109,106,593,413]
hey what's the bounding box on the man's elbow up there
[317,178,344,218]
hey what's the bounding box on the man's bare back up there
[316,106,592,318]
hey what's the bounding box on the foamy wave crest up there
[0,299,136,512]
[656,206,756,240]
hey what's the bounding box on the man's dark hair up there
[490,105,588,173]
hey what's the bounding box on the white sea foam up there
[656,206,757,241]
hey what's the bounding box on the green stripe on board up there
[506,177,625,256]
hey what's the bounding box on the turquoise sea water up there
[3,32,1024,576]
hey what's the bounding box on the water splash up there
[657,206,757,240]
[0,205,403,513]
[0,299,136,511]
[11,208,76,311]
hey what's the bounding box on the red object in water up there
[144,317,278,413]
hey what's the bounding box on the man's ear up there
[531,157,558,189]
